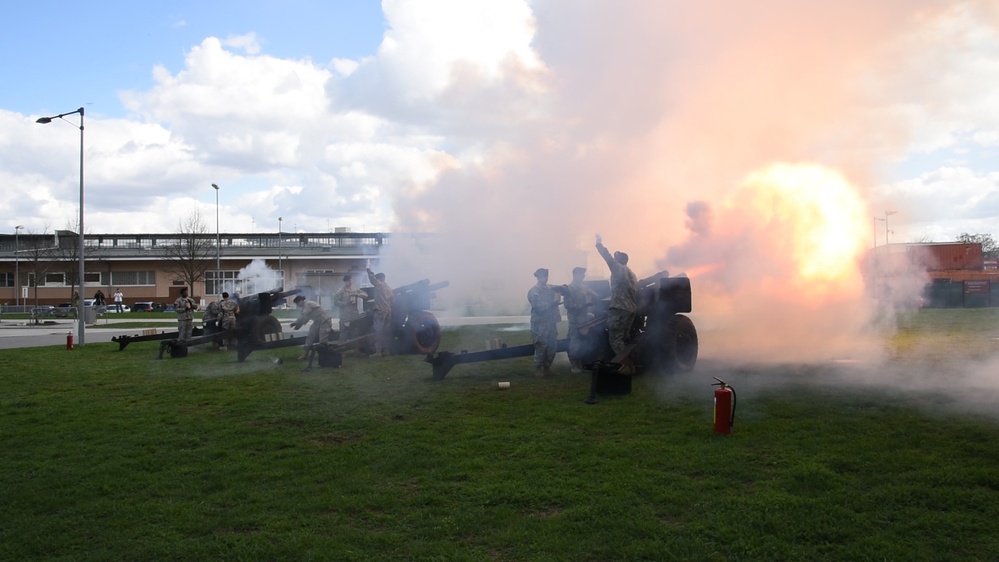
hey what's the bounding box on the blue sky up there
[3,1,384,117]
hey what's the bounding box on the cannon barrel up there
[235,287,301,319]
[426,339,570,380]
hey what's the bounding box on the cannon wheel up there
[653,313,698,373]
[407,311,442,355]
[250,315,283,344]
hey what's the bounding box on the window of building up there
[99,271,156,286]
[0,272,12,288]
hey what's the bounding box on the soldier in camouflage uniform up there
[528,268,561,377]
[202,298,222,348]
[291,295,332,359]
[333,275,366,343]
[174,287,198,342]
[218,292,240,350]
[366,268,394,356]
[595,235,638,373]
[561,267,599,372]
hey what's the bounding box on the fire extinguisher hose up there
[728,386,737,430]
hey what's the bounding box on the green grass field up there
[2,311,999,560]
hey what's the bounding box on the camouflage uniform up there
[367,269,394,355]
[219,297,239,331]
[333,283,366,342]
[528,274,561,373]
[202,301,220,331]
[596,242,638,359]
[562,276,598,368]
[294,299,332,349]
[174,293,198,342]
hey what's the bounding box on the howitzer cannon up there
[159,288,305,361]
[111,288,304,361]
[303,279,449,368]
[335,278,449,356]
[426,271,698,381]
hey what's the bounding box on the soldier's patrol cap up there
[293,295,306,303]
[534,268,549,278]
[342,275,352,282]
[572,267,586,276]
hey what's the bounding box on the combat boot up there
[535,366,546,378]
[618,358,635,375]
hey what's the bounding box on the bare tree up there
[51,229,81,301]
[957,233,999,259]
[20,227,54,311]
[162,210,215,295]
[45,218,104,303]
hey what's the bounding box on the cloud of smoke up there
[380,1,992,363]
[234,258,283,296]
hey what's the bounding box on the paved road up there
[0,316,531,350]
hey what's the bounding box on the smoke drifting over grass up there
[383,1,996,363]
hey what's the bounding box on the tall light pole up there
[884,211,897,246]
[37,107,85,346]
[278,216,283,289]
[14,225,23,307]
[211,183,221,296]
[873,217,885,303]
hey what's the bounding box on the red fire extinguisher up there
[712,377,736,434]
[66,331,74,350]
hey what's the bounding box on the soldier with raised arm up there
[595,235,638,373]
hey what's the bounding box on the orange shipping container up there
[908,243,983,271]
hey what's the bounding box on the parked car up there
[30,305,55,318]
[104,304,131,313]
[51,303,77,317]
[132,301,156,313]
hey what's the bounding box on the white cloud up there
[3,1,999,298]
[222,32,262,55]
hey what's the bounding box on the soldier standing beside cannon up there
[218,292,240,350]
[367,268,394,357]
[202,298,221,348]
[174,287,198,342]
[333,275,365,343]
[291,294,332,360]
[595,235,638,374]
[528,268,561,377]
[560,267,598,373]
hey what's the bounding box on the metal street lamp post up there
[873,217,886,304]
[37,107,86,346]
[884,211,897,245]
[211,183,221,296]
[278,217,283,289]
[14,225,23,307]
